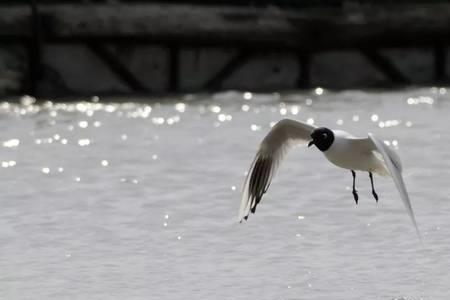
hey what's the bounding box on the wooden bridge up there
[1,1,450,96]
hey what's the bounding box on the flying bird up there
[238,118,419,236]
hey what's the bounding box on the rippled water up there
[1,88,449,299]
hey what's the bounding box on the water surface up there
[0,88,449,299]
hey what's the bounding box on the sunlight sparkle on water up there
[78,139,90,146]
[20,95,36,106]
[382,120,400,128]
[78,121,88,128]
[3,139,20,148]
[152,117,165,125]
[175,103,186,113]
[218,114,232,122]
[209,105,221,113]
[1,161,15,168]
[167,115,180,125]
[371,114,379,122]
[407,96,434,105]
[290,105,300,115]
[127,106,152,118]
[243,92,252,100]
[104,104,116,113]
[250,124,261,131]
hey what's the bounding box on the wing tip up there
[238,153,273,223]
[370,133,420,239]
[237,212,249,223]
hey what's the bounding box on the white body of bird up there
[323,130,388,175]
[239,118,419,238]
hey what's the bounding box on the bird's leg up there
[369,172,379,203]
[351,170,358,204]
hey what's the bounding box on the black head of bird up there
[308,127,335,152]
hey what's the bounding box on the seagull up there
[238,118,420,236]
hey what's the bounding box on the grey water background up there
[0,88,449,299]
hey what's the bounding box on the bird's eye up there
[322,133,328,139]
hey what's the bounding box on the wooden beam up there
[28,0,42,96]
[297,52,311,88]
[434,45,446,82]
[2,31,450,52]
[360,49,410,84]
[205,50,251,89]
[168,45,179,92]
[87,43,149,92]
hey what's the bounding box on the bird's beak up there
[308,140,314,147]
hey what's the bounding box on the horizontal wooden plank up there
[1,3,450,52]
[2,0,450,7]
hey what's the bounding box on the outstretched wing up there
[239,119,316,222]
[368,133,420,238]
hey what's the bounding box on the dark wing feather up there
[239,119,315,221]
